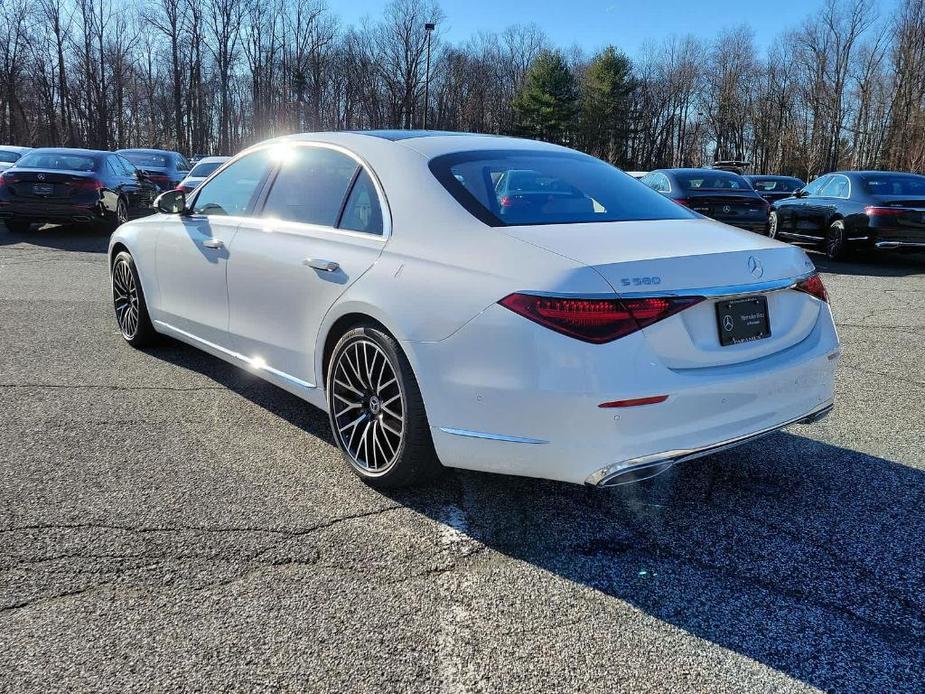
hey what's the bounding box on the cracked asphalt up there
[1,225,923,693]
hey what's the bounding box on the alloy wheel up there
[768,211,778,238]
[826,224,845,259]
[330,338,405,474]
[117,200,128,225]
[112,258,140,339]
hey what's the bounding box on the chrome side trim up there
[585,401,834,486]
[876,240,925,249]
[153,320,316,389]
[439,427,549,445]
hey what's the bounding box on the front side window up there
[802,176,831,197]
[430,150,696,227]
[261,147,358,227]
[340,169,384,234]
[192,150,273,217]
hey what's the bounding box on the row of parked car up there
[631,167,925,260]
[0,145,228,233]
[1,142,924,262]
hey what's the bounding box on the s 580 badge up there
[620,276,662,287]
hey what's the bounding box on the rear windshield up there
[429,150,696,226]
[678,172,749,190]
[861,174,925,196]
[121,152,169,168]
[0,151,21,163]
[749,177,803,192]
[16,152,98,172]
[189,161,224,178]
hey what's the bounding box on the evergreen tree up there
[512,50,579,144]
[579,46,634,164]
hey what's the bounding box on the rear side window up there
[339,169,383,235]
[192,150,273,217]
[261,147,358,227]
[189,161,223,178]
[430,150,695,227]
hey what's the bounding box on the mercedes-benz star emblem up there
[722,315,735,332]
[747,255,763,279]
[36,173,45,181]
[723,205,731,214]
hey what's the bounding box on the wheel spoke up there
[330,337,407,474]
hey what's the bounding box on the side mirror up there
[793,189,807,198]
[136,169,150,181]
[155,189,186,214]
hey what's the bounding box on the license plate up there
[32,183,53,196]
[715,296,771,346]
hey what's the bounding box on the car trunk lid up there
[502,218,822,368]
[1,169,98,199]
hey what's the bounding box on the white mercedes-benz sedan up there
[109,131,839,488]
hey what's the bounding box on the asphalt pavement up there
[1,224,923,693]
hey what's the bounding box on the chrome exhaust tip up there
[595,460,676,487]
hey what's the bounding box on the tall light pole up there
[423,22,435,130]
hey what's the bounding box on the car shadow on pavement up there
[382,434,925,693]
[0,223,110,253]
[141,315,922,693]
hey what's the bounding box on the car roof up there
[745,174,803,180]
[836,170,924,177]
[24,147,107,157]
[657,167,744,175]
[194,156,231,164]
[0,145,31,153]
[116,148,180,156]
[267,130,570,160]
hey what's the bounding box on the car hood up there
[500,218,814,292]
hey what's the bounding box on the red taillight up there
[498,293,704,343]
[599,395,669,408]
[72,178,103,191]
[794,273,828,303]
[864,206,905,217]
[674,198,691,207]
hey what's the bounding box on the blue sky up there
[332,0,900,57]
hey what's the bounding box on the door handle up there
[203,239,224,249]
[304,258,340,272]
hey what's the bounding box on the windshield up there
[861,174,925,196]
[430,150,696,226]
[16,152,98,172]
[749,177,803,193]
[188,161,224,178]
[0,151,21,163]
[121,152,169,168]
[678,172,749,190]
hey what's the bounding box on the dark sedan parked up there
[116,148,191,190]
[0,148,159,232]
[769,170,925,259]
[640,168,770,233]
[744,175,806,205]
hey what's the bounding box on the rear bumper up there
[0,201,105,223]
[410,298,839,486]
[724,220,769,234]
[585,401,833,486]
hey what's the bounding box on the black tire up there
[824,220,851,260]
[4,220,31,233]
[768,211,779,239]
[326,324,441,488]
[111,250,158,347]
[105,198,129,232]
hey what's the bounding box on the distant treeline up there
[2,0,924,178]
